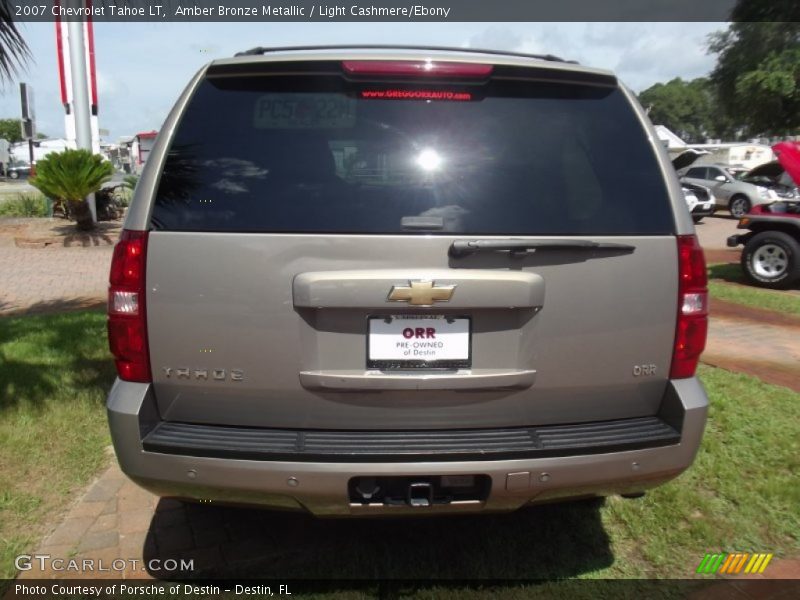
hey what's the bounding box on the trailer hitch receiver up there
[407,482,434,507]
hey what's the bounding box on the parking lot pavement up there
[0,243,112,315]
[0,180,38,198]
[694,214,743,263]
[694,214,738,248]
[705,301,800,393]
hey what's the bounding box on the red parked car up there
[728,142,800,289]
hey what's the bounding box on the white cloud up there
[469,22,722,91]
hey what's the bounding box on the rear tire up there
[741,231,800,289]
[729,195,751,218]
[692,215,704,223]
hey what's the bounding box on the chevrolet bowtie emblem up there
[387,280,456,306]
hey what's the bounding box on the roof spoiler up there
[233,44,578,65]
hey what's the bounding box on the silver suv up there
[106,46,709,516]
[679,163,778,218]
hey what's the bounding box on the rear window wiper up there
[449,239,635,258]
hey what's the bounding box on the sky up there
[0,21,725,141]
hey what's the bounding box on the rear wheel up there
[729,195,751,218]
[741,231,800,289]
[692,215,704,223]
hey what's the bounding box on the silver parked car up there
[678,163,779,218]
[741,161,799,200]
[106,46,709,516]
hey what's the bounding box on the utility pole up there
[67,15,96,222]
[19,83,36,175]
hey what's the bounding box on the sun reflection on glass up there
[416,148,443,171]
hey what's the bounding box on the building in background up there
[656,125,774,170]
[129,131,157,174]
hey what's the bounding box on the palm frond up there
[30,149,114,203]
[0,0,31,81]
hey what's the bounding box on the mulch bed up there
[0,217,122,248]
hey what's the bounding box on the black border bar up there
[10,0,764,23]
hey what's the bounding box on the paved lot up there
[0,179,38,200]
[0,244,111,315]
[694,213,740,251]
[705,302,800,393]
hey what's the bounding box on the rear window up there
[151,72,674,235]
[685,168,706,179]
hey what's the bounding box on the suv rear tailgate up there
[146,232,677,429]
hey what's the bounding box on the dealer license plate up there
[367,315,471,369]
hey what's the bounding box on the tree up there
[708,15,800,137]
[30,149,114,231]
[0,117,23,142]
[0,119,49,142]
[0,0,30,80]
[732,47,800,135]
[638,78,731,142]
[729,0,800,23]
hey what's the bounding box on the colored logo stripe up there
[748,553,773,574]
[719,553,737,573]
[697,554,724,574]
[697,553,774,574]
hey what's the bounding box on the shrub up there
[29,149,114,230]
[0,193,49,218]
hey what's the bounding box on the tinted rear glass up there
[686,168,707,179]
[151,73,674,235]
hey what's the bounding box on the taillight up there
[670,235,708,379]
[342,60,493,78]
[108,230,151,382]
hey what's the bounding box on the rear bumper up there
[107,378,708,516]
[691,203,715,218]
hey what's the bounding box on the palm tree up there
[30,149,114,230]
[0,0,30,80]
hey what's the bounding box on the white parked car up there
[682,182,715,223]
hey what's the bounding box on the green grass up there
[600,365,799,577]
[0,311,798,589]
[0,192,49,218]
[0,311,114,579]
[707,263,800,316]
